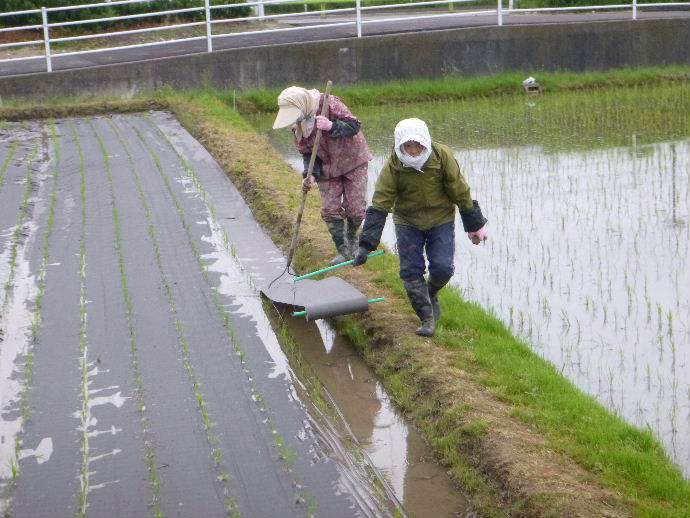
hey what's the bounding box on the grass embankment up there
[2,67,690,517]
[235,66,690,112]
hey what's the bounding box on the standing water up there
[249,83,690,476]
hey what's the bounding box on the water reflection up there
[249,88,690,476]
[287,317,470,517]
[453,141,689,476]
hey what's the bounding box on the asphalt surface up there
[0,114,399,517]
[0,9,688,77]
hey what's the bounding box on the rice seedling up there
[1,144,38,312]
[92,119,163,517]
[0,141,18,194]
[68,120,91,518]
[108,118,237,511]
[7,122,62,505]
[137,114,404,514]
[251,81,690,476]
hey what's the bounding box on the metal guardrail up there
[0,0,688,72]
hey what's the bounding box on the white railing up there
[1,0,688,72]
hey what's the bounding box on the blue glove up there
[352,247,369,266]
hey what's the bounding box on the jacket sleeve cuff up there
[328,119,361,139]
[358,206,388,251]
[460,200,488,233]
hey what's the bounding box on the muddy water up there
[286,317,470,517]
[248,84,690,476]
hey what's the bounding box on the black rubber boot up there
[427,277,447,322]
[346,218,363,258]
[326,220,351,265]
[403,278,436,337]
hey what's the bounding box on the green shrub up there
[1,0,250,29]
[263,0,488,14]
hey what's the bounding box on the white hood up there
[394,118,432,171]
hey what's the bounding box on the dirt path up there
[0,114,400,517]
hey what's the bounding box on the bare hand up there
[315,115,333,132]
[468,225,488,245]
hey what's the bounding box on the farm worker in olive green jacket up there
[353,118,488,337]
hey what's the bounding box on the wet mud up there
[0,112,470,517]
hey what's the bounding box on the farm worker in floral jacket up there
[273,86,373,265]
[353,118,488,337]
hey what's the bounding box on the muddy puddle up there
[284,317,470,517]
[247,85,690,477]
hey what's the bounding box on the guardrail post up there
[257,0,265,20]
[356,0,362,37]
[41,6,52,72]
[497,0,503,25]
[632,0,637,20]
[204,0,213,52]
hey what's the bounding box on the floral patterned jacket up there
[295,94,372,179]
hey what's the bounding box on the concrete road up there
[0,9,688,77]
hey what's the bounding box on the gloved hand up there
[315,115,333,132]
[302,174,316,193]
[468,225,488,245]
[352,246,370,266]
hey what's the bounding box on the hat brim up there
[272,105,302,129]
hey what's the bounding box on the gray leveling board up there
[262,276,370,320]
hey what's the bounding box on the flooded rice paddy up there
[0,114,469,516]
[250,83,690,477]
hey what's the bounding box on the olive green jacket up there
[371,142,474,230]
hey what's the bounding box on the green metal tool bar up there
[292,297,386,317]
[293,250,385,281]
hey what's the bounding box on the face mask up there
[303,116,316,136]
[395,144,431,171]
[292,115,316,140]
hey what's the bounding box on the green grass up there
[347,245,690,516]
[236,66,690,112]
[155,87,252,130]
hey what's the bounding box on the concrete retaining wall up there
[1,18,689,100]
